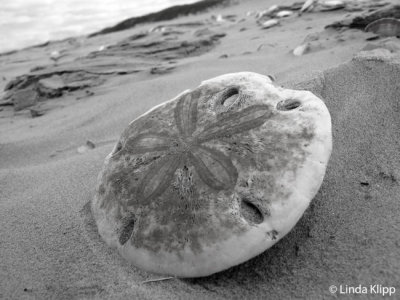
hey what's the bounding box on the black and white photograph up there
[0,0,399,299]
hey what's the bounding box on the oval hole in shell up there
[240,199,263,225]
[220,87,239,107]
[277,99,301,111]
[119,219,135,245]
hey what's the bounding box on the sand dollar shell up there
[365,18,400,37]
[92,72,332,277]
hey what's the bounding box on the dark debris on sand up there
[89,0,230,37]
[326,4,400,30]
[2,24,226,111]
[88,29,226,61]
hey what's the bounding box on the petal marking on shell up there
[136,154,182,202]
[190,145,238,190]
[174,90,199,137]
[197,105,272,142]
[125,132,173,154]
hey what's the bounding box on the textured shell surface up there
[92,72,332,277]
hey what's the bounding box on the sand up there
[1,0,399,299]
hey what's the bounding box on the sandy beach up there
[1,0,399,299]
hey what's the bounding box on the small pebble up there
[77,140,95,153]
[293,43,311,56]
[86,140,96,149]
[30,108,45,118]
[276,10,293,18]
[262,19,279,29]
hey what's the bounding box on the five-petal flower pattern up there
[124,88,272,203]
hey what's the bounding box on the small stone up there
[261,19,279,29]
[86,140,96,149]
[212,14,225,22]
[293,43,311,56]
[77,140,95,153]
[246,11,256,17]
[49,50,64,65]
[319,0,345,11]
[267,5,279,14]
[30,107,45,118]
[276,10,293,18]
[50,50,60,59]
[299,0,317,15]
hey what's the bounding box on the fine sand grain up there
[1,0,399,298]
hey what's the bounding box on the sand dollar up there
[91,72,332,277]
[365,18,400,37]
